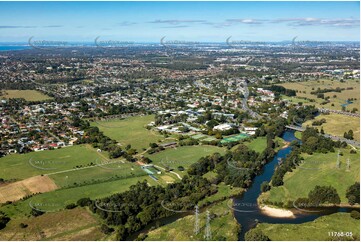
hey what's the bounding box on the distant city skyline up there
[0,1,359,42]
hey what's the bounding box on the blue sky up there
[0,1,359,42]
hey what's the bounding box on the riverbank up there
[259,205,295,218]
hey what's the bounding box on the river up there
[129,129,356,241]
[233,130,357,240]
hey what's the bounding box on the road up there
[285,125,360,147]
[241,81,261,119]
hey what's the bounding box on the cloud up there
[117,21,137,26]
[0,25,37,29]
[160,25,190,28]
[272,18,359,27]
[148,19,206,25]
[226,18,266,25]
[43,25,63,28]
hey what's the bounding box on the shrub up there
[350,210,360,220]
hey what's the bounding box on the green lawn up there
[249,212,360,241]
[262,147,360,205]
[0,89,52,101]
[0,176,157,219]
[294,131,302,140]
[144,199,240,241]
[91,115,162,151]
[0,145,105,180]
[145,145,226,170]
[244,137,267,153]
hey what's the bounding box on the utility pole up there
[346,158,350,171]
[204,210,212,241]
[194,205,199,236]
[336,150,340,168]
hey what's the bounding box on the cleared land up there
[0,176,157,219]
[280,79,359,112]
[249,212,359,241]
[260,147,360,205]
[0,207,105,241]
[0,90,52,101]
[144,199,240,241]
[145,145,226,170]
[91,115,162,151]
[303,113,360,141]
[0,175,58,203]
[0,145,106,180]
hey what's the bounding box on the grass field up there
[249,212,359,241]
[198,183,243,207]
[0,145,106,180]
[0,90,52,101]
[294,131,302,140]
[91,115,162,151]
[261,147,360,205]
[145,145,226,171]
[279,79,360,112]
[244,137,267,153]
[0,207,105,241]
[0,176,157,219]
[49,161,145,187]
[144,199,240,241]
[303,113,360,141]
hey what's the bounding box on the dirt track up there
[0,175,58,203]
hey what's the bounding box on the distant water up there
[0,46,30,51]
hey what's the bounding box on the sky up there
[0,1,359,42]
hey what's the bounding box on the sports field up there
[303,113,360,141]
[261,147,360,205]
[0,89,52,101]
[221,133,249,144]
[249,213,359,241]
[145,145,226,170]
[0,144,106,180]
[49,161,145,187]
[91,115,162,151]
[279,79,360,112]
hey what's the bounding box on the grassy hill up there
[249,212,359,241]
[260,146,360,205]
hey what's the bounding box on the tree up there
[77,197,91,207]
[115,225,128,240]
[260,181,271,193]
[346,182,360,205]
[350,210,360,220]
[245,229,270,241]
[65,203,77,209]
[0,212,10,230]
[30,208,44,217]
[308,186,341,206]
[100,224,114,234]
